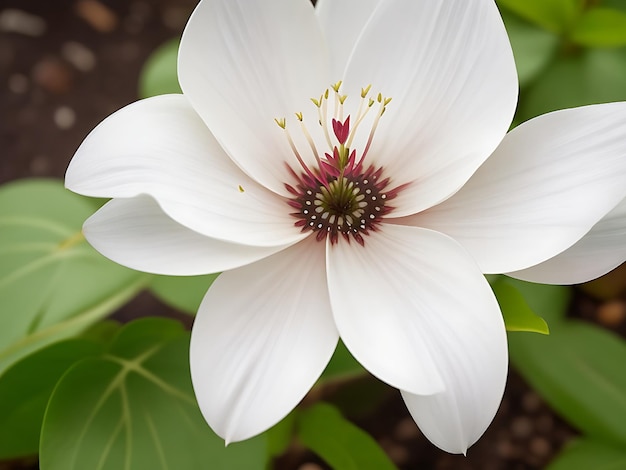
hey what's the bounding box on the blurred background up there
[2,1,626,469]
[1,0,195,184]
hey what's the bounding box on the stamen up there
[346,91,376,148]
[280,82,402,245]
[358,95,391,166]
[297,112,322,167]
[278,119,320,186]
[320,89,332,148]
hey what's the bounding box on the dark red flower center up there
[278,83,404,245]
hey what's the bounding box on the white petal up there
[83,196,289,275]
[326,224,506,398]
[409,103,626,273]
[315,0,382,79]
[190,238,338,443]
[342,0,518,216]
[178,0,329,195]
[66,94,304,248]
[510,196,626,284]
[401,329,508,455]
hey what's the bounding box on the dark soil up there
[2,1,625,469]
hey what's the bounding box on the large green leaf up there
[149,273,218,315]
[520,47,626,120]
[497,0,581,33]
[40,318,266,470]
[510,320,626,445]
[265,412,296,462]
[492,278,550,334]
[297,403,397,470]
[570,8,626,47]
[319,339,365,383]
[501,11,560,87]
[0,338,105,459]
[139,39,181,98]
[503,278,571,326]
[0,180,148,374]
[601,0,626,14]
[547,438,626,470]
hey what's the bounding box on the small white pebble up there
[8,73,29,93]
[297,463,324,470]
[0,9,46,36]
[61,42,96,72]
[54,106,76,130]
[30,155,50,175]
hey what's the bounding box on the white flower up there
[65,0,626,455]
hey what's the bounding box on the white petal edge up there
[315,0,382,79]
[401,332,508,455]
[190,238,338,443]
[326,224,506,398]
[178,0,330,195]
[83,196,290,275]
[408,102,626,274]
[510,196,626,284]
[66,94,306,248]
[342,0,518,216]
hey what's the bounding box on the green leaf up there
[139,39,181,98]
[504,278,571,323]
[80,320,122,344]
[520,47,626,120]
[0,339,105,459]
[570,8,626,47]
[40,318,266,470]
[601,0,626,15]
[497,0,581,33]
[492,278,550,334]
[546,438,626,470]
[149,274,218,315]
[265,412,296,461]
[500,277,571,327]
[297,403,397,470]
[319,339,365,383]
[501,11,560,87]
[510,320,626,445]
[0,180,148,375]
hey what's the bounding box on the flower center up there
[278,82,402,245]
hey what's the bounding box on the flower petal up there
[401,330,508,455]
[178,0,329,195]
[190,238,338,443]
[326,224,505,397]
[83,196,289,275]
[408,103,626,273]
[66,94,304,247]
[510,196,626,284]
[343,0,518,216]
[315,0,382,79]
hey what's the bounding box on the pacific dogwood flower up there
[65,0,626,455]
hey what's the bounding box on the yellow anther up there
[324,89,329,99]
[377,93,383,103]
[332,80,342,92]
[368,99,375,107]
[339,94,347,104]
[295,112,303,121]
[384,97,392,106]
[311,97,321,107]
[274,117,286,129]
[238,185,245,193]
[361,84,372,98]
